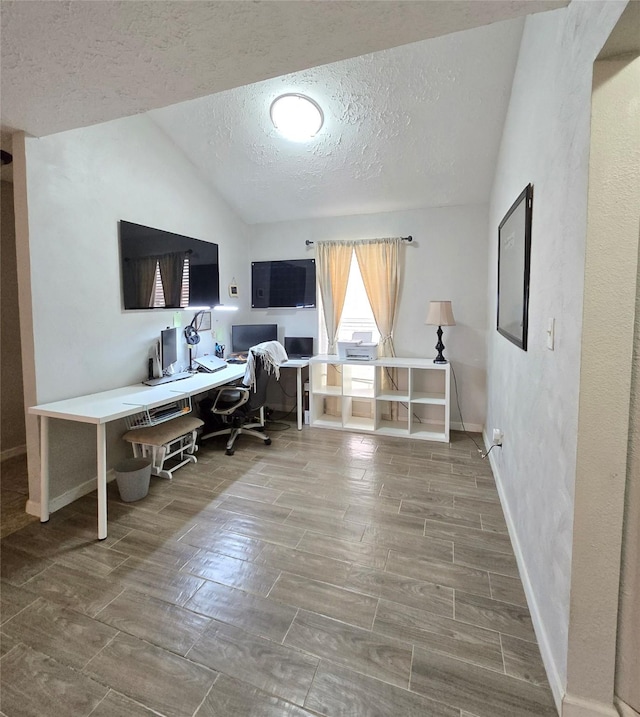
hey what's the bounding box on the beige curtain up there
[316,241,354,353]
[354,238,401,358]
[129,256,158,308]
[355,238,402,421]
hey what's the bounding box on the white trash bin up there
[114,458,152,502]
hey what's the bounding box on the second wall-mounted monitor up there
[251,259,316,308]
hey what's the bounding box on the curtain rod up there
[124,249,193,261]
[305,236,412,246]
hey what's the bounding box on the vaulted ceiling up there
[0,0,569,221]
[149,18,526,224]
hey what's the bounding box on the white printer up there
[337,332,378,361]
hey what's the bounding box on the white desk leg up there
[39,416,50,523]
[97,423,108,540]
[296,367,303,431]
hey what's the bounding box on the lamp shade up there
[425,301,456,326]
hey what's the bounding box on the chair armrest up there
[211,385,250,415]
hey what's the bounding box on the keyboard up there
[143,372,193,386]
[227,357,247,364]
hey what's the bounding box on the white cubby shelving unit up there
[309,355,450,442]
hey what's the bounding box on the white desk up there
[185,360,308,429]
[29,365,245,540]
[30,360,310,539]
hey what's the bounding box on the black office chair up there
[199,349,272,455]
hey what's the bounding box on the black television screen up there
[231,324,278,353]
[251,259,316,308]
[119,221,220,310]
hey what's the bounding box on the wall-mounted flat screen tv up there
[119,221,220,310]
[251,259,316,309]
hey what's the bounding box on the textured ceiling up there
[0,0,569,219]
[1,0,567,138]
[150,18,526,223]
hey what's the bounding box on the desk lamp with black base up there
[425,300,456,364]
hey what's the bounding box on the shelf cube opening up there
[311,395,343,426]
[376,366,409,400]
[342,364,375,398]
[376,399,409,434]
[344,396,374,431]
[410,403,446,435]
[411,368,447,403]
[311,363,342,395]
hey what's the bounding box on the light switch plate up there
[547,318,555,350]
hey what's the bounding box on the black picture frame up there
[497,184,533,350]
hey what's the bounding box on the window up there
[318,252,379,351]
[151,256,190,308]
[337,253,380,342]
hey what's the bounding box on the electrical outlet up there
[492,428,503,446]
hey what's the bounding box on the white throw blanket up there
[242,340,289,390]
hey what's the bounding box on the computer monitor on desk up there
[161,327,178,372]
[284,336,313,359]
[143,327,192,385]
[230,324,278,355]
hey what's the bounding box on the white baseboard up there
[1,444,27,462]
[562,693,620,717]
[26,470,116,519]
[25,499,40,517]
[451,421,483,433]
[483,429,565,715]
[614,697,640,717]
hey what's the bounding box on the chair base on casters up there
[200,419,271,455]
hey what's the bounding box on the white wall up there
[484,0,627,707]
[250,205,488,430]
[19,115,249,505]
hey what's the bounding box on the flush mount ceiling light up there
[270,93,324,141]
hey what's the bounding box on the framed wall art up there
[497,183,533,350]
[198,311,212,331]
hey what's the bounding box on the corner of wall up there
[11,131,41,507]
[561,693,619,717]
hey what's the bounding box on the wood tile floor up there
[0,425,557,717]
[1,455,39,539]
